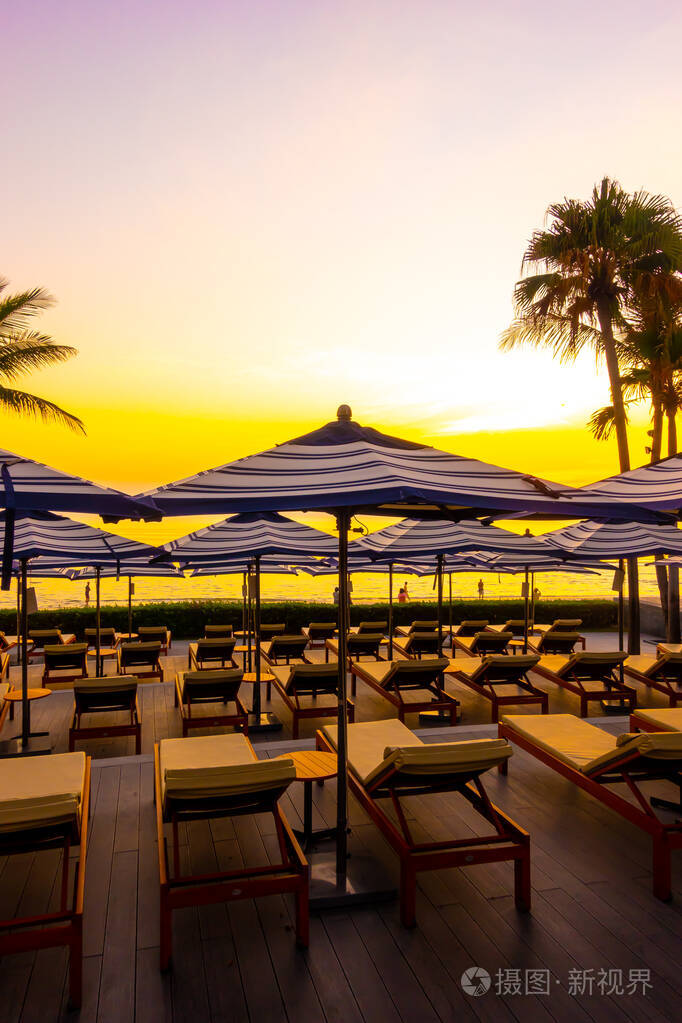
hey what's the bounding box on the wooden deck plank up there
[97,849,139,1023]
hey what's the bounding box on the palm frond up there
[0,385,85,433]
[0,333,78,381]
[0,284,54,333]
[588,404,619,441]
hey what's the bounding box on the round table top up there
[4,687,52,702]
[241,672,275,684]
[275,749,338,781]
[87,647,119,656]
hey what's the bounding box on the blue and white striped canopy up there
[190,560,300,577]
[142,409,653,520]
[540,519,682,558]
[0,448,158,519]
[572,456,682,516]
[68,561,185,578]
[0,511,165,565]
[355,517,551,561]
[164,511,338,564]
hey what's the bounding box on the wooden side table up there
[0,688,53,757]
[276,750,338,851]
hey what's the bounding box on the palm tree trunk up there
[667,408,678,456]
[652,400,669,630]
[596,298,639,650]
[667,406,680,641]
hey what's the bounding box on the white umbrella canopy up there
[539,519,682,558]
[164,511,337,562]
[574,455,682,516]
[354,517,553,561]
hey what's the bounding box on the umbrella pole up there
[448,572,453,646]
[388,563,393,659]
[523,566,529,654]
[437,553,444,655]
[248,556,281,732]
[246,566,252,673]
[530,572,535,629]
[241,571,247,643]
[128,577,133,638]
[21,559,29,747]
[96,566,102,678]
[618,558,625,651]
[336,508,350,878]
[16,573,21,668]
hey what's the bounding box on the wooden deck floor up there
[2,635,682,1021]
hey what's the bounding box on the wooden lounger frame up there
[316,729,530,926]
[260,636,311,698]
[498,720,682,900]
[531,655,635,717]
[452,631,512,659]
[174,671,249,736]
[270,665,355,739]
[188,638,238,671]
[69,683,141,753]
[0,678,14,729]
[137,627,172,652]
[350,659,459,724]
[0,757,91,1008]
[28,630,76,661]
[42,643,89,686]
[624,658,682,707]
[447,657,548,723]
[392,632,443,659]
[325,637,386,691]
[118,641,163,681]
[154,740,308,968]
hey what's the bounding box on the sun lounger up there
[350,657,458,724]
[0,631,25,654]
[42,642,88,687]
[0,751,90,1007]
[84,627,120,649]
[498,713,682,900]
[69,675,140,753]
[532,619,586,649]
[188,637,238,671]
[392,631,443,659]
[204,624,233,637]
[394,620,439,638]
[446,654,546,722]
[630,707,682,733]
[260,634,311,699]
[624,651,682,706]
[532,630,583,656]
[118,640,163,681]
[530,651,633,717]
[0,680,14,730]
[155,733,308,967]
[325,634,387,680]
[260,623,287,640]
[317,719,529,925]
[489,620,527,637]
[28,628,76,660]
[270,662,354,739]
[451,630,513,658]
[453,620,489,637]
[0,651,9,684]
[137,626,172,652]
[302,622,338,653]
[174,668,248,736]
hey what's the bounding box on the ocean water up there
[0,563,663,611]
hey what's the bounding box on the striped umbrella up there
[574,456,682,515]
[355,517,551,560]
[0,447,159,590]
[0,512,166,752]
[540,519,682,558]
[140,406,660,892]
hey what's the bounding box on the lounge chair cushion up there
[322,719,511,786]
[632,707,682,731]
[0,752,86,833]
[181,668,243,693]
[160,733,295,804]
[354,658,449,689]
[625,652,682,678]
[277,662,338,695]
[74,674,137,694]
[536,652,625,677]
[0,682,9,700]
[452,654,539,680]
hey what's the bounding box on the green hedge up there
[0,597,617,640]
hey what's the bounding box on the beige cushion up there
[632,707,682,732]
[0,752,86,833]
[159,733,294,805]
[0,682,9,700]
[535,654,571,676]
[585,730,682,775]
[500,713,616,771]
[323,719,511,785]
[658,643,682,655]
[74,674,137,695]
[624,655,658,676]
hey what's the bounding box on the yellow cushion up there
[322,719,511,785]
[74,674,137,694]
[658,643,682,654]
[624,655,658,676]
[536,655,571,675]
[632,707,682,731]
[584,730,682,775]
[500,713,616,771]
[0,682,9,700]
[0,752,86,833]
[159,733,294,805]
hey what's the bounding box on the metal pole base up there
[0,733,52,758]
[246,712,283,733]
[309,850,397,911]
[294,826,337,854]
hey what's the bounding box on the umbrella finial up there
[337,404,352,421]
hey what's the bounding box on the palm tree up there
[0,277,84,432]
[501,178,682,653]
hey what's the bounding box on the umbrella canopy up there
[355,517,551,561]
[142,408,652,520]
[69,561,184,578]
[573,455,682,516]
[164,511,338,563]
[0,510,165,566]
[540,519,682,558]
[0,447,158,518]
[189,560,299,576]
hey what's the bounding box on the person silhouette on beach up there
[85,582,91,607]
[477,578,484,599]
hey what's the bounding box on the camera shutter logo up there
[461,967,491,997]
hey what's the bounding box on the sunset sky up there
[4,0,682,548]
